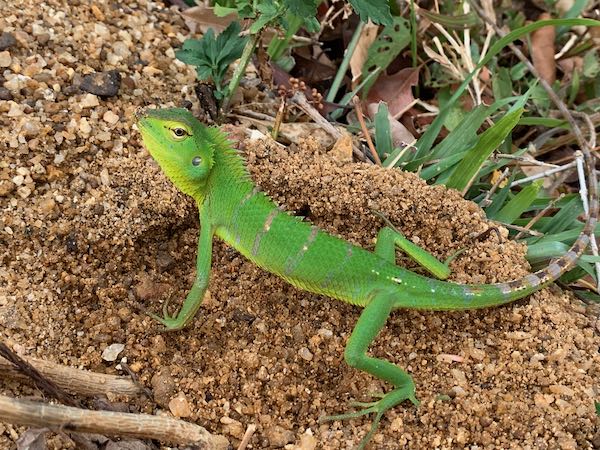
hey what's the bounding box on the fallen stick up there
[0,355,142,397]
[0,395,229,449]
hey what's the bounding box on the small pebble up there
[264,425,294,448]
[80,70,121,97]
[102,110,119,125]
[80,93,99,108]
[0,51,11,67]
[168,393,192,418]
[151,370,177,408]
[0,32,17,51]
[0,87,12,100]
[79,117,91,134]
[298,347,313,361]
[101,343,125,362]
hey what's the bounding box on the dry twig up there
[0,353,142,397]
[0,395,228,449]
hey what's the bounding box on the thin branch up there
[491,221,544,237]
[0,353,143,397]
[236,424,257,450]
[352,96,381,165]
[291,92,367,162]
[0,395,228,448]
[508,160,577,188]
[479,167,509,208]
[515,193,565,240]
[494,153,559,168]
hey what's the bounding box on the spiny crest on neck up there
[204,125,252,183]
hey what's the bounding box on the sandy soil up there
[1,1,600,449]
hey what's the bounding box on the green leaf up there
[348,0,393,25]
[575,291,600,303]
[526,241,569,262]
[420,152,468,180]
[249,3,281,33]
[517,117,568,128]
[374,102,393,158]
[437,87,465,131]
[538,196,584,235]
[492,180,543,224]
[361,17,411,95]
[282,0,318,19]
[175,21,247,95]
[583,50,600,78]
[213,5,238,17]
[445,96,528,193]
[509,62,528,81]
[484,175,515,218]
[492,67,513,101]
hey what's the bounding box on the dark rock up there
[63,84,81,96]
[79,70,121,97]
[0,32,16,51]
[0,87,12,100]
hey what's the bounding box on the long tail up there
[407,145,598,311]
[482,146,598,304]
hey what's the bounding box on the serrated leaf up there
[282,0,318,19]
[175,21,247,95]
[348,0,393,25]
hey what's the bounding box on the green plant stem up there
[326,21,365,103]
[329,67,383,120]
[221,33,260,119]
[409,0,417,68]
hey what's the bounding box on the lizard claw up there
[320,384,419,450]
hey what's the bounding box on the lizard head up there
[136,107,215,198]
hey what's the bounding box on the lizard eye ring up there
[171,127,188,140]
[192,156,202,166]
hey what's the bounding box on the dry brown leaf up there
[366,67,419,118]
[557,56,583,83]
[180,6,238,34]
[349,20,379,84]
[531,13,556,85]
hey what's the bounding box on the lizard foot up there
[320,383,419,450]
[140,297,187,332]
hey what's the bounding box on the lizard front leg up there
[147,206,215,331]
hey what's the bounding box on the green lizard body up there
[137,107,598,448]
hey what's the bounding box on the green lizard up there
[136,107,598,448]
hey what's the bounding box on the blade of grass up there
[492,179,544,224]
[374,102,393,158]
[444,95,528,193]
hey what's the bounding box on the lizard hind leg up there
[375,225,451,280]
[320,291,419,449]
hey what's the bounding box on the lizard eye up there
[171,127,188,140]
[192,156,202,166]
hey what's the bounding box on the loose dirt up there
[1,1,599,449]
